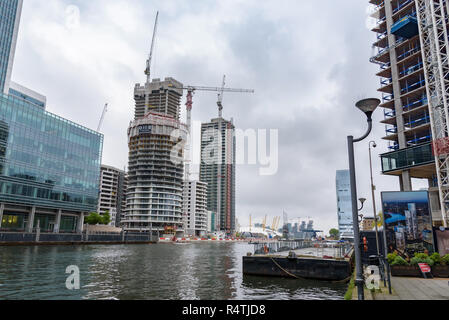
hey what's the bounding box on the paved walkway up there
[373,277,449,300]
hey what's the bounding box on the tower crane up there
[97,103,108,132]
[144,11,159,84]
[173,78,254,233]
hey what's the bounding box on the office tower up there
[123,75,187,235]
[182,180,208,237]
[0,0,103,234]
[336,170,354,239]
[200,117,236,235]
[370,0,447,225]
[0,0,22,95]
[98,165,127,227]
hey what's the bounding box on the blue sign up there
[139,125,152,134]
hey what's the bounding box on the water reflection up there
[0,243,346,300]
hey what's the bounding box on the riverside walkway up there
[369,277,449,300]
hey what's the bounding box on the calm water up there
[0,243,347,300]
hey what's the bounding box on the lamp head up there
[359,198,367,205]
[356,98,381,120]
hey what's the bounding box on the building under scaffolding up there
[369,0,448,226]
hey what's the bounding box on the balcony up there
[381,142,435,178]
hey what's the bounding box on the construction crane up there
[176,78,254,131]
[144,11,159,84]
[173,77,254,233]
[415,0,449,227]
[97,103,108,132]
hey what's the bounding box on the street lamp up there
[368,141,381,259]
[347,98,380,301]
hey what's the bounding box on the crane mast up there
[97,103,108,132]
[415,0,449,227]
[145,11,159,84]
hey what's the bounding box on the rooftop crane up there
[144,11,159,84]
[97,103,108,132]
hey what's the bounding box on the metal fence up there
[253,240,354,258]
[0,231,155,244]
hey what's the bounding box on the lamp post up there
[347,98,380,301]
[368,141,381,258]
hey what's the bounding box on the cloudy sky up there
[11,0,428,234]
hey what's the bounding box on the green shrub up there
[410,253,434,266]
[391,256,408,266]
[387,253,397,265]
[430,253,442,265]
[442,254,449,265]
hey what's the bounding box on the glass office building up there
[0,93,103,232]
[336,170,354,239]
[0,0,22,94]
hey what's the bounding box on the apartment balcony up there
[381,142,435,178]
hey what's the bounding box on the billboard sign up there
[381,191,435,258]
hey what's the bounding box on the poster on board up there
[382,191,435,259]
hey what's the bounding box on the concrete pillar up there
[54,209,62,233]
[0,203,4,228]
[77,212,85,234]
[401,170,412,191]
[26,206,36,233]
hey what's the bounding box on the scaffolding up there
[415,0,449,227]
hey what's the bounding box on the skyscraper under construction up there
[370,0,448,226]
[122,77,188,235]
[200,117,236,235]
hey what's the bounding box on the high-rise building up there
[98,165,127,227]
[0,0,103,234]
[200,117,236,235]
[0,0,22,95]
[182,180,207,236]
[369,0,447,225]
[336,170,354,239]
[123,76,187,235]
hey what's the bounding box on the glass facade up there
[381,142,434,173]
[0,93,103,212]
[0,0,19,93]
[336,170,354,238]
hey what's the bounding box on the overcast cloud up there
[10,0,428,234]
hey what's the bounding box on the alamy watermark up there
[65,5,80,30]
[171,123,279,176]
[364,265,381,290]
[65,265,80,290]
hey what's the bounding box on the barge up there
[243,243,354,282]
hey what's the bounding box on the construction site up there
[121,12,255,237]
[370,0,449,227]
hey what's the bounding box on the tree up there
[101,211,111,225]
[85,212,102,225]
[329,228,340,239]
[85,211,111,225]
